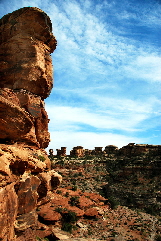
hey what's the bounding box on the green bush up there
[56,189,62,194]
[55,207,67,213]
[72,185,78,191]
[36,237,49,241]
[61,211,78,233]
[70,196,80,206]
[108,196,119,209]
[62,211,78,223]
[38,155,46,162]
[64,191,69,197]
[145,203,160,216]
[62,222,73,233]
[155,235,161,241]
[57,160,65,165]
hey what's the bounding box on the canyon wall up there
[0,7,57,148]
[0,8,62,240]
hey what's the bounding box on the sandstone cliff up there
[1,7,161,241]
[0,7,62,241]
[0,7,57,148]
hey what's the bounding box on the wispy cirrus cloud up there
[0,0,161,151]
[46,94,161,133]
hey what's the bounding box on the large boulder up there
[0,7,57,99]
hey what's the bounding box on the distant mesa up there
[49,143,161,158]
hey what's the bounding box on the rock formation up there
[51,143,161,158]
[0,7,62,241]
[0,7,57,148]
[104,143,161,217]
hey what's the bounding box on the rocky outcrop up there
[0,7,57,148]
[104,144,161,216]
[0,7,56,98]
[0,7,62,241]
[52,143,161,157]
[48,155,161,240]
[0,144,62,240]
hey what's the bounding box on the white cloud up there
[47,0,161,87]
[123,55,161,82]
[46,99,156,133]
[0,0,160,151]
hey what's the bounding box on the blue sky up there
[1,0,161,154]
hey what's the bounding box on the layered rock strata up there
[0,7,57,148]
[0,8,61,241]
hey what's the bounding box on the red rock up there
[38,203,61,222]
[17,173,41,214]
[52,227,71,240]
[0,7,57,99]
[84,192,107,203]
[67,206,85,217]
[84,207,99,218]
[0,93,33,141]
[15,210,38,231]
[78,196,94,208]
[50,193,69,208]
[0,7,63,240]
[0,88,51,148]
[0,183,18,240]
[0,7,57,148]
[38,170,62,199]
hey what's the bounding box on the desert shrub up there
[64,191,69,197]
[36,237,49,241]
[72,185,78,191]
[145,203,160,216]
[73,172,83,177]
[38,155,45,162]
[62,222,73,233]
[57,160,64,165]
[55,207,67,213]
[95,175,100,182]
[61,211,78,233]
[56,189,62,194]
[73,173,79,177]
[155,235,161,241]
[62,211,77,223]
[71,179,76,185]
[95,166,101,171]
[108,196,119,209]
[36,237,41,241]
[70,196,80,206]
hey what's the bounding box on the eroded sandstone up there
[0,7,57,148]
[0,7,61,241]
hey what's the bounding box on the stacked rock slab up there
[0,8,62,241]
[0,7,57,148]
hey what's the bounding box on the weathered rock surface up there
[0,7,57,148]
[0,7,59,240]
[0,144,62,240]
[0,7,57,98]
[0,183,18,240]
[104,144,161,216]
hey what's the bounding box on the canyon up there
[0,7,161,241]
